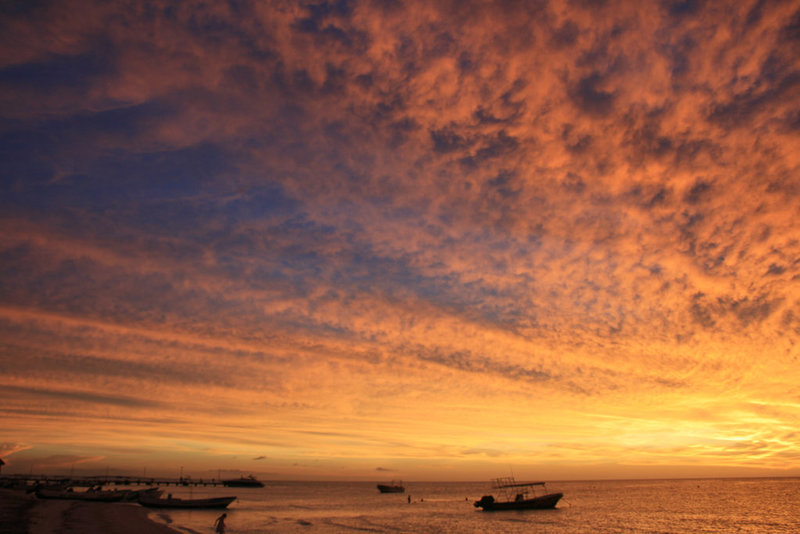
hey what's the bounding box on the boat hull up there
[122,488,162,501]
[474,492,563,511]
[222,477,264,488]
[35,489,126,502]
[223,479,264,488]
[377,484,404,493]
[138,495,236,509]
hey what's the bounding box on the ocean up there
[147,478,800,533]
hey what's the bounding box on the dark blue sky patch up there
[364,95,407,125]
[457,50,475,73]
[662,0,703,18]
[486,170,521,200]
[386,117,421,148]
[766,263,786,276]
[430,127,472,153]
[782,8,800,41]
[473,106,505,125]
[223,64,263,92]
[91,143,231,197]
[292,0,366,51]
[475,130,519,161]
[303,0,354,21]
[0,0,48,16]
[684,180,713,204]
[0,129,58,192]
[183,1,259,47]
[551,19,580,48]
[1,141,234,218]
[0,48,115,92]
[427,31,457,58]
[83,162,301,239]
[222,184,300,222]
[744,0,767,29]
[707,66,800,128]
[785,110,800,132]
[321,63,348,95]
[571,73,616,116]
[654,34,696,80]
[271,63,318,96]
[50,99,175,146]
[0,101,179,208]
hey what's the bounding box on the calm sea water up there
[147,478,800,533]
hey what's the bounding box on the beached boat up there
[138,494,237,509]
[222,475,264,487]
[35,486,127,502]
[474,477,562,511]
[377,481,404,493]
[122,487,162,502]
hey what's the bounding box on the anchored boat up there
[474,477,562,511]
[222,475,264,487]
[376,480,405,493]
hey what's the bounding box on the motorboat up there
[474,477,562,511]
[222,475,264,487]
[377,480,404,493]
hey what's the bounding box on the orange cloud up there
[1,0,799,480]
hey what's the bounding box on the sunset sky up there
[2,0,800,482]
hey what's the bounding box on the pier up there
[1,474,225,487]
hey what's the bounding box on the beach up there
[0,489,180,534]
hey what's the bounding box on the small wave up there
[325,519,387,532]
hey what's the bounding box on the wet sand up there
[0,489,32,534]
[0,489,181,534]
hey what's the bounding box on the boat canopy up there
[492,477,546,488]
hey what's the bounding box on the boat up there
[138,494,237,509]
[377,480,404,493]
[122,487,162,502]
[222,475,264,487]
[474,477,562,511]
[35,486,127,502]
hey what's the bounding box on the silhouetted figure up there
[214,512,227,533]
[408,495,411,504]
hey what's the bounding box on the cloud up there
[0,384,162,409]
[0,442,32,459]
[34,455,107,467]
[0,0,799,478]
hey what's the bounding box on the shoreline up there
[0,489,182,534]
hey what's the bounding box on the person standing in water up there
[214,513,227,533]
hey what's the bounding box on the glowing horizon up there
[2,0,800,482]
